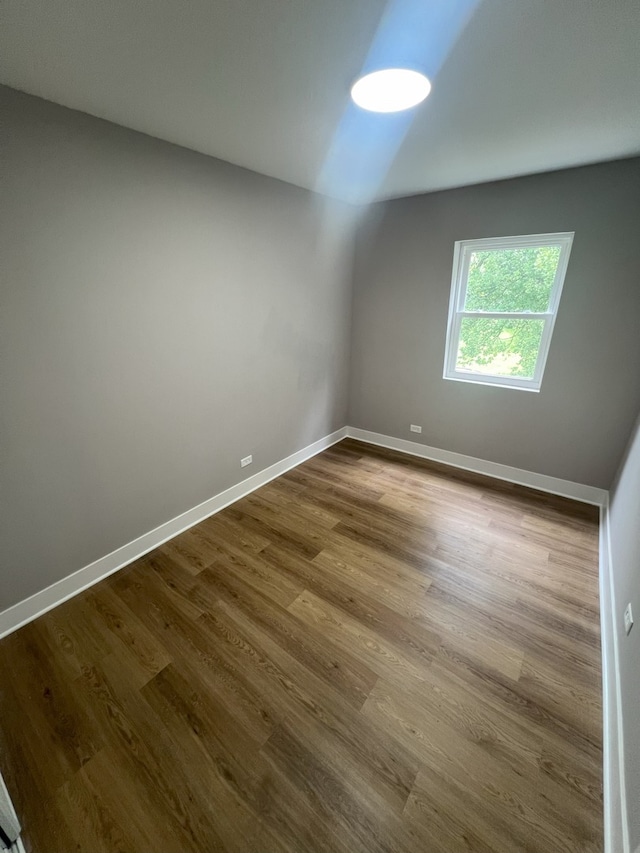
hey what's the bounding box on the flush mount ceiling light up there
[350,68,431,113]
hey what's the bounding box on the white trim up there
[457,311,551,320]
[0,421,622,851]
[0,768,20,850]
[0,428,348,640]
[346,427,607,506]
[600,500,631,853]
[443,231,574,392]
[442,373,541,393]
[349,425,620,849]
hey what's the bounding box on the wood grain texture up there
[0,439,603,852]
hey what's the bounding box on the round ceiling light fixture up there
[350,68,431,113]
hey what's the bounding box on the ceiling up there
[1,0,639,203]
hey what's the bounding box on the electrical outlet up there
[410,424,422,434]
[624,603,634,635]
[240,455,253,468]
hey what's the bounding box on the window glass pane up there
[456,317,545,379]
[464,246,561,313]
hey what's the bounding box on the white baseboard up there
[346,427,607,506]
[0,422,622,850]
[0,427,348,640]
[1,425,605,643]
[0,764,20,851]
[348,427,619,849]
[600,501,630,853]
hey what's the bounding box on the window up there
[443,232,574,392]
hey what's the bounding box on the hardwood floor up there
[0,439,603,852]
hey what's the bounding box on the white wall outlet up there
[240,455,253,468]
[410,424,422,434]
[624,603,634,635]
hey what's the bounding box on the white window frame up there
[443,232,574,392]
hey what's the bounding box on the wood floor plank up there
[310,548,432,619]
[195,563,378,708]
[138,665,289,853]
[363,679,600,853]
[111,566,279,747]
[210,597,420,816]
[0,439,602,852]
[198,546,304,609]
[0,621,104,786]
[55,761,141,853]
[85,585,173,687]
[411,593,526,680]
[288,589,434,689]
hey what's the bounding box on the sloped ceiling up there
[1,0,639,202]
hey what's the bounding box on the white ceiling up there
[1,0,639,203]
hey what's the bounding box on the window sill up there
[443,373,541,393]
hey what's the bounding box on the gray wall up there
[349,159,640,489]
[609,412,640,852]
[0,85,354,610]
[2,83,640,847]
